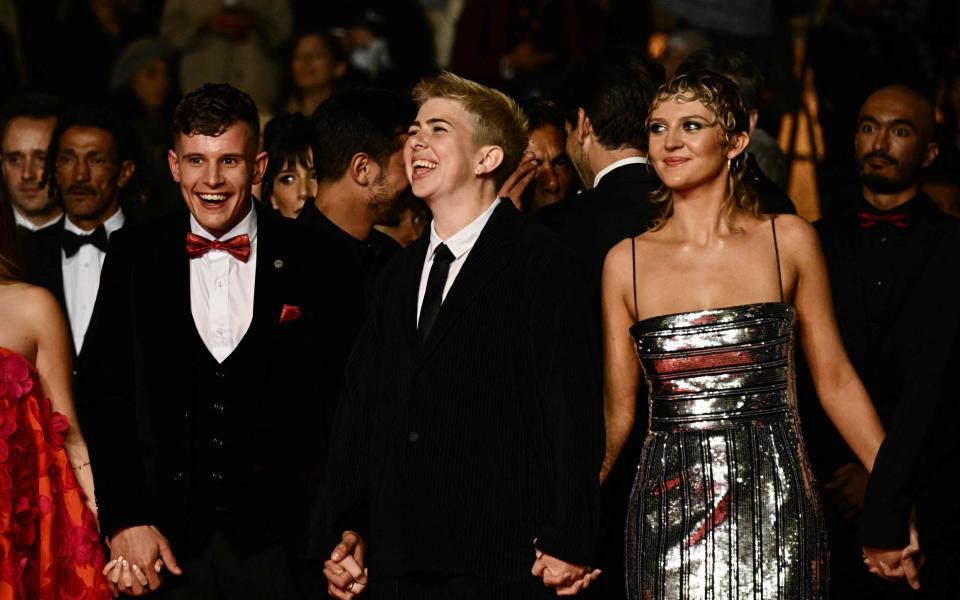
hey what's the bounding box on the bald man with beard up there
[802,85,960,598]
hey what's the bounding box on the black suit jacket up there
[811,196,960,548]
[314,201,603,582]
[80,206,358,558]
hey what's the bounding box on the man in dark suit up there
[22,105,136,356]
[81,83,356,599]
[535,48,663,600]
[807,85,960,598]
[299,88,413,307]
[316,72,603,599]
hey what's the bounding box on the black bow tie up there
[61,225,109,257]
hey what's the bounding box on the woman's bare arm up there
[600,239,642,482]
[781,215,884,470]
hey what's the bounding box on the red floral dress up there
[0,347,110,599]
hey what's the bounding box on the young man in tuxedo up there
[81,83,356,599]
[22,105,136,356]
[317,72,603,599]
[805,85,960,597]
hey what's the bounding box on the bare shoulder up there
[0,282,64,325]
[770,214,820,256]
[604,237,635,273]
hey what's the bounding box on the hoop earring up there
[727,158,731,171]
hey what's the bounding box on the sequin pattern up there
[626,303,827,599]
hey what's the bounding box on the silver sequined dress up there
[626,302,827,599]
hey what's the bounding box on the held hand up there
[531,548,600,596]
[900,513,924,590]
[823,463,868,520]
[105,525,182,597]
[498,151,539,210]
[863,546,905,583]
[324,531,368,599]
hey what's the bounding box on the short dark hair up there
[42,104,139,192]
[0,93,61,141]
[311,87,413,182]
[261,112,315,203]
[555,47,665,151]
[677,48,762,113]
[172,83,260,150]
[524,100,566,134]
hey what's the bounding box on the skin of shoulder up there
[767,214,821,294]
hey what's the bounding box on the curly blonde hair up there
[646,70,759,229]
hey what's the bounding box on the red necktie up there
[185,232,251,262]
[856,210,909,229]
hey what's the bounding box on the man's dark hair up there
[172,83,260,150]
[310,87,414,182]
[555,47,665,152]
[0,93,61,141]
[261,112,315,203]
[677,48,763,113]
[41,104,140,192]
[524,100,566,134]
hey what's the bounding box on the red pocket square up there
[279,304,303,324]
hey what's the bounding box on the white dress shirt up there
[190,207,258,363]
[15,208,62,232]
[416,198,500,325]
[592,156,649,189]
[62,209,125,353]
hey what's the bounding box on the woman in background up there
[261,112,317,219]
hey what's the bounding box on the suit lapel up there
[250,207,285,345]
[403,234,430,354]
[414,203,522,368]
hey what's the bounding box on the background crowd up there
[1,0,959,599]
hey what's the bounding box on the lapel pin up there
[274,259,284,269]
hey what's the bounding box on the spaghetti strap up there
[631,236,639,319]
[771,217,784,303]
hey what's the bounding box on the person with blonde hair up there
[316,72,604,599]
[601,71,889,599]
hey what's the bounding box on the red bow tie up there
[857,210,909,229]
[185,232,251,262]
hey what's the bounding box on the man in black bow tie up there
[803,85,960,598]
[22,105,137,356]
[80,83,356,599]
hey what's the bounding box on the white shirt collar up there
[427,198,500,260]
[189,204,258,243]
[14,209,62,231]
[593,156,649,189]
[64,208,125,236]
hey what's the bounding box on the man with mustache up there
[23,105,136,356]
[806,85,960,597]
[0,94,63,234]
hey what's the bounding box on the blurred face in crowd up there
[131,58,171,113]
[169,122,268,237]
[855,86,937,194]
[1,116,58,220]
[647,97,745,192]
[292,34,346,93]
[270,150,316,219]
[527,123,576,210]
[56,126,134,229]
[406,98,486,203]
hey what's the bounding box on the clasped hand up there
[323,531,600,597]
[862,517,923,590]
[104,525,182,597]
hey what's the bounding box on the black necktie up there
[418,243,455,343]
[61,225,109,257]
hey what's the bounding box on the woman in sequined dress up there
[601,71,886,599]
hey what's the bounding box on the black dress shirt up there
[298,200,401,306]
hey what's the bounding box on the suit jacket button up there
[213,402,225,412]
[215,370,225,378]
[173,472,183,481]
[212,437,224,447]
[211,471,224,482]
[407,431,419,443]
